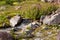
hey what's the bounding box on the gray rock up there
[40,15,45,24]
[41,0,60,4]
[34,38,41,40]
[15,21,40,34]
[21,21,40,32]
[41,0,54,2]
[43,13,60,25]
[47,0,54,2]
[57,31,60,40]
[0,32,13,40]
[10,15,22,27]
[35,32,42,37]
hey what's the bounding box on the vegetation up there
[0,1,59,27]
[10,25,60,40]
[0,0,60,40]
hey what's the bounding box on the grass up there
[0,1,59,27]
[0,0,60,40]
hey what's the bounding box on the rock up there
[47,32,52,35]
[54,0,60,4]
[24,21,40,37]
[31,23,40,30]
[12,27,22,32]
[34,38,41,40]
[25,21,40,31]
[10,15,22,27]
[0,6,6,11]
[0,32,13,40]
[22,39,26,40]
[14,6,22,10]
[41,0,45,2]
[41,0,60,3]
[57,31,60,40]
[41,0,54,2]
[2,23,6,27]
[12,19,32,35]
[26,29,34,35]
[20,21,40,33]
[43,13,60,25]
[40,15,45,24]
[47,0,54,2]
[55,8,60,13]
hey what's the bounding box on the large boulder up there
[43,13,60,25]
[0,32,13,40]
[10,15,22,27]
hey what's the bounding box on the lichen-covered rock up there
[10,15,22,27]
[0,32,13,40]
[43,13,60,25]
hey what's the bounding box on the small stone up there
[34,38,41,40]
[47,32,52,35]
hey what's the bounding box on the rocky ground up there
[0,0,60,40]
[0,13,60,40]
